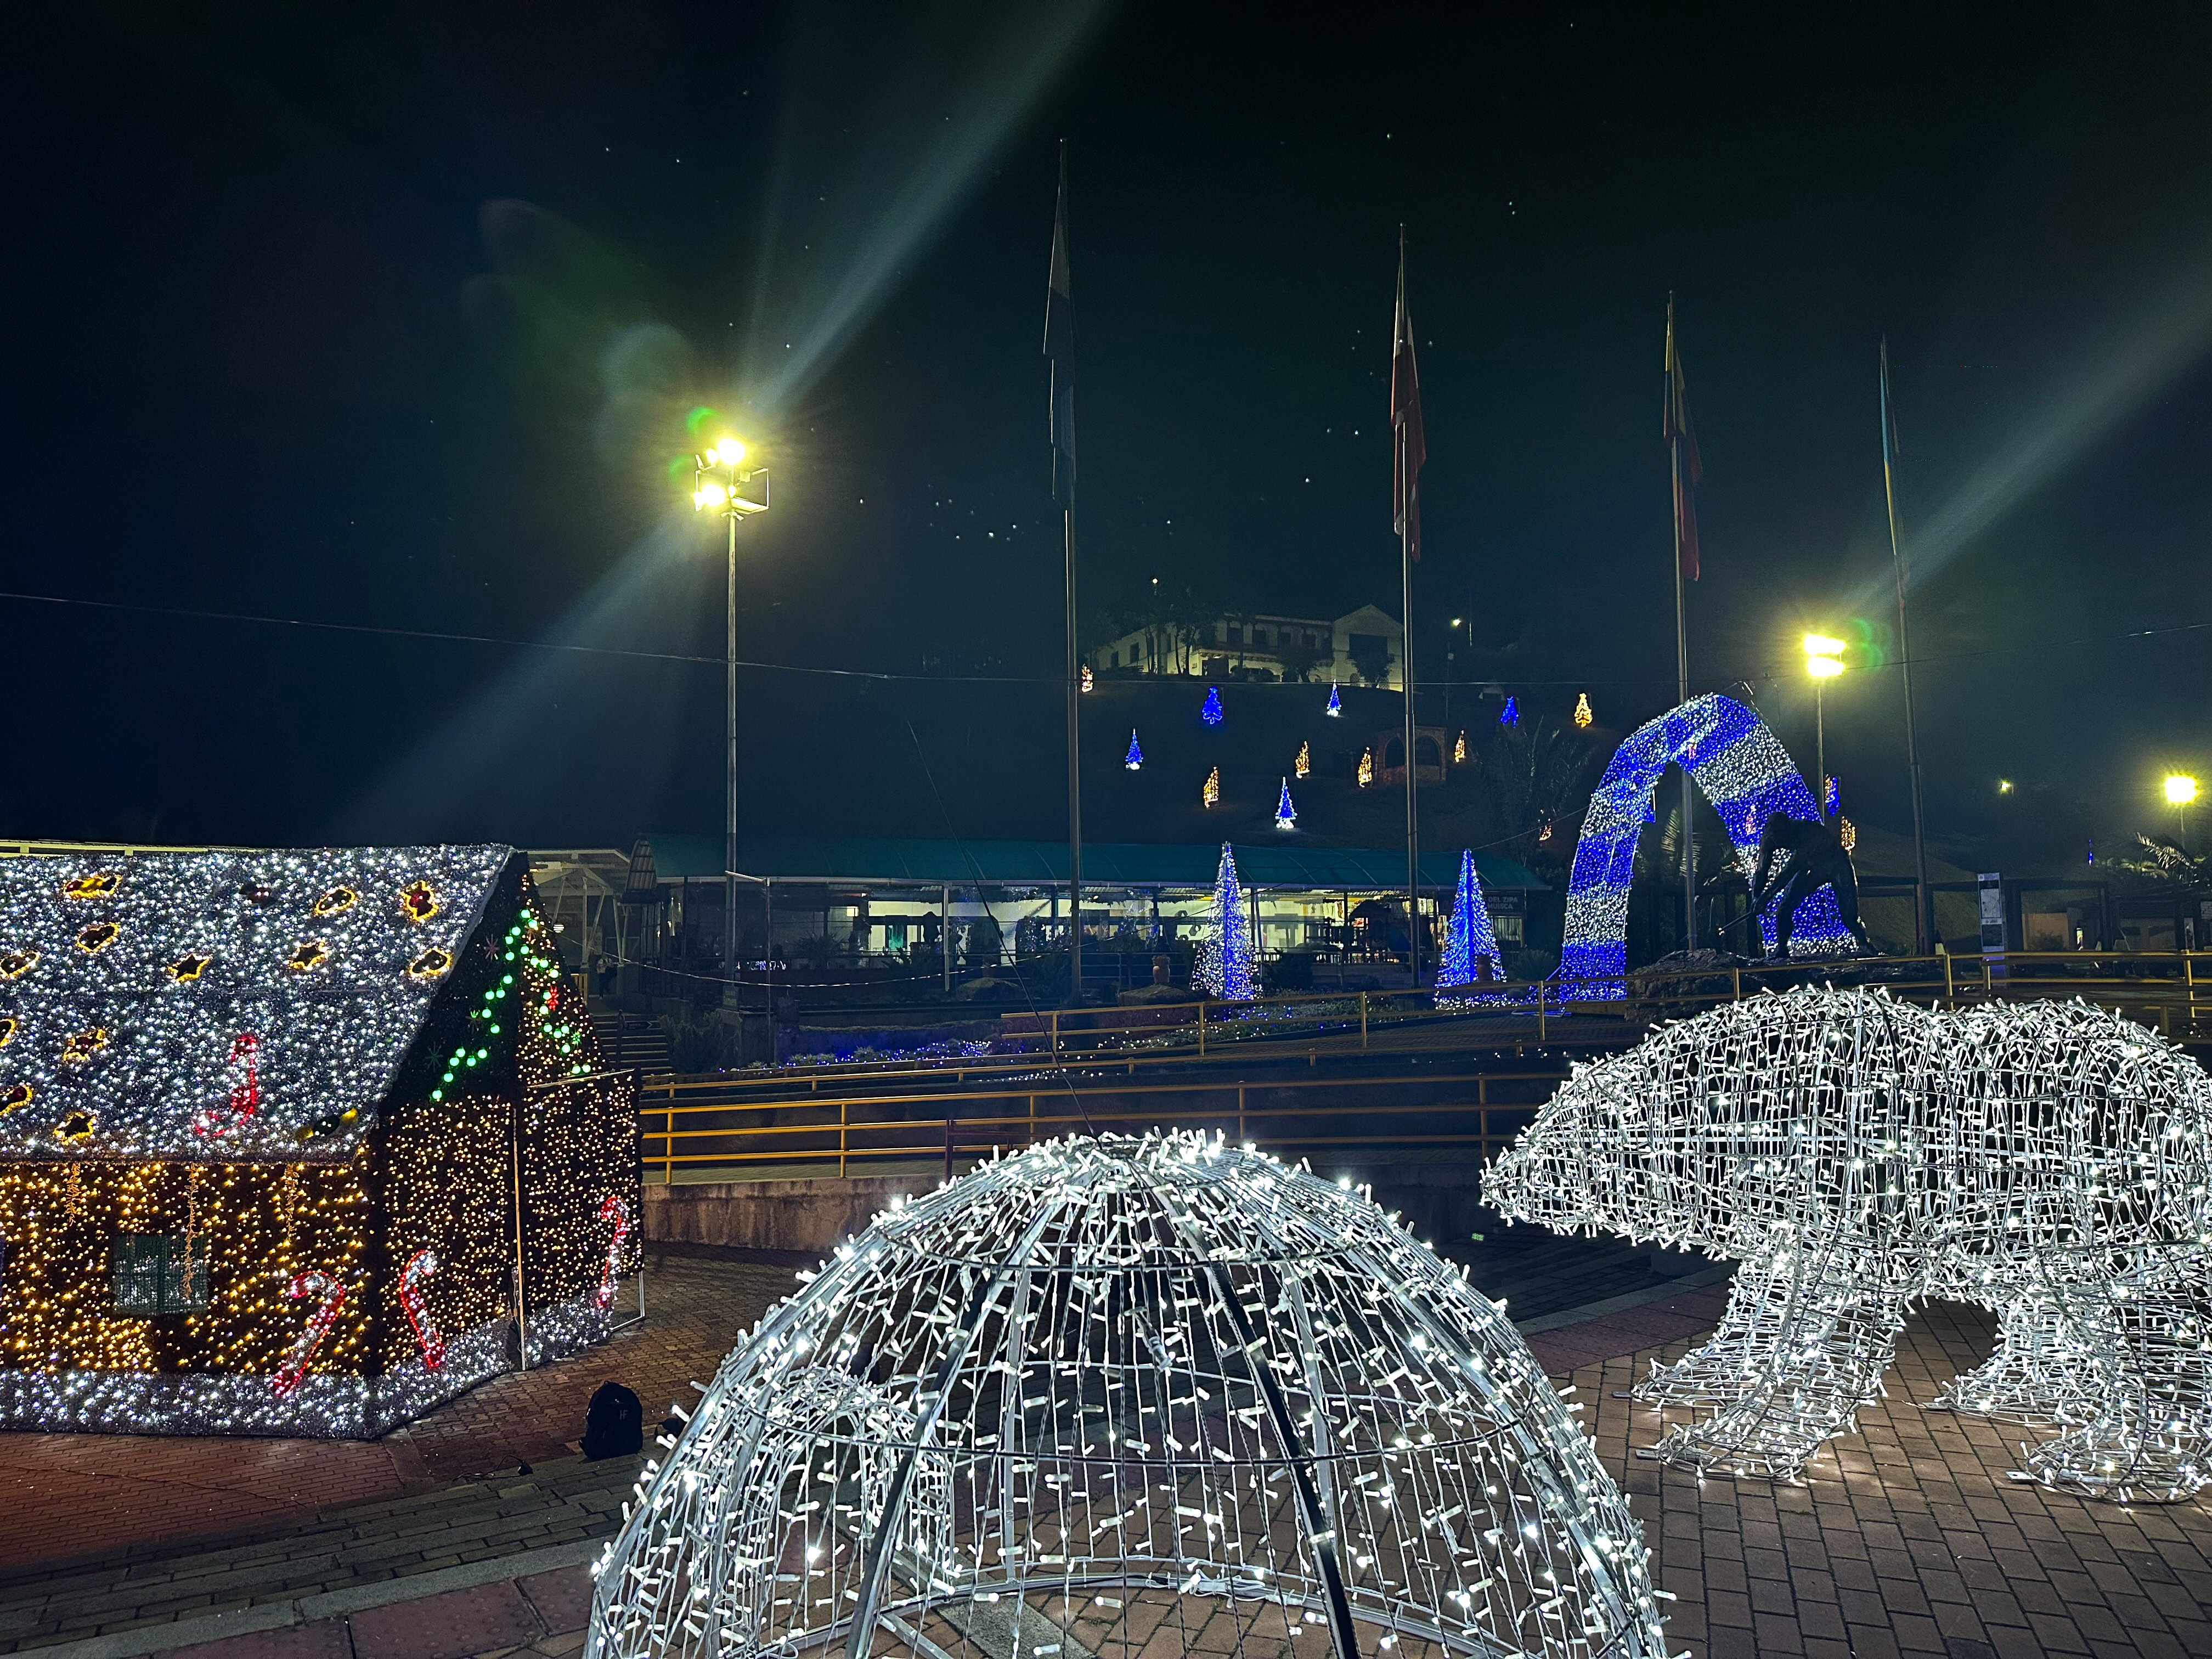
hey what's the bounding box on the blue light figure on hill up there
[1200,686,1224,726]
[1500,696,1519,729]
[1325,682,1342,718]
[1437,849,1505,996]
[1194,843,1256,1001]
[1124,730,1143,771]
[1274,778,1297,831]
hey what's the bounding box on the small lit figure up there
[1202,765,1220,808]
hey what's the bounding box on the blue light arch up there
[1559,693,1853,994]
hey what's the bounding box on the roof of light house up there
[0,845,516,1162]
[590,1131,1666,1659]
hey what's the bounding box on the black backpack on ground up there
[582,1381,644,1459]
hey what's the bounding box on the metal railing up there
[633,950,2210,1183]
[638,1068,1570,1185]
[635,948,2210,1095]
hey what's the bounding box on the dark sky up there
[8,2,2209,869]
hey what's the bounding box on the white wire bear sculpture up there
[591,1132,1668,1659]
[1483,986,2212,1502]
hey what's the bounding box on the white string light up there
[590,1132,1668,1659]
[1484,986,2212,1501]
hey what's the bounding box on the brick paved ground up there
[1584,1300,2212,1659]
[5,1254,2210,1658]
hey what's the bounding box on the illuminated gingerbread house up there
[0,845,640,1437]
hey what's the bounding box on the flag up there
[1391,237,1426,561]
[1663,298,1702,581]
[1043,148,1076,507]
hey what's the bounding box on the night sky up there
[9,3,2209,872]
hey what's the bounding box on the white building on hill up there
[1090,603,1404,688]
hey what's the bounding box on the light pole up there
[2167,773,2198,850]
[1803,634,1845,823]
[692,437,769,1003]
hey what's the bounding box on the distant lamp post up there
[1802,634,1846,824]
[692,437,769,1002]
[2166,772,2198,849]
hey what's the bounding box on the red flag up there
[1392,240,1426,561]
[1663,298,1701,581]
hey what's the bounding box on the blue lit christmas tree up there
[1325,682,1342,717]
[1437,848,1504,992]
[1193,842,1256,1000]
[1500,696,1519,729]
[1200,686,1224,726]
[1124,730,1143,770]
[1274,778,1296,830]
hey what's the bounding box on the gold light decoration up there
[1453,730,1468,764]
[0,850,640,1438]
[61,872,121,902]
[1294,740,1310,778]
[1079,665,1093,692]
[1838,815,1857,852]
[312,885,360,917]
[398,881,439,923]
[1574,691,1593,729]
[1201,766,1220,809]
[1357,747,1374,788]
[0,951,34,981]
[75,922,119,955]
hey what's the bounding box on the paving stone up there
[169,1622,357,1659]
[350,1583,541,1659]
[516,1567,594,1634]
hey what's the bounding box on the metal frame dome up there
[591,1132,1666,1659]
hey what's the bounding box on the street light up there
[2167,772,2198,849]
[693,437,769,1001]
[1802,634,1846,824]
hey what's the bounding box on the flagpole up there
[1881,338,1931,953]
[1668,296,1695,954]
[1060,149,1084,1006]
[1398,227,1421,982]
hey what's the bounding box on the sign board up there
[1978,872,2005,979]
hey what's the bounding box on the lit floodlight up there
[1483,986,2212,1503]
[714,437,748,467]
[2165,774,2198,806]
[693,481,727,510]
[591,1132,1669,1659]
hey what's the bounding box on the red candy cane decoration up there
[398,1248,444,1370]
[272,1270,346,1396]
[194,1032,262,1139]
[595,1195,631,1310]
[228,1033,260,1119]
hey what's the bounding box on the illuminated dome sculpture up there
[591,1133,1666,1659]
[1483,988,2212,1501]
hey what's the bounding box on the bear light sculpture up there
[591,1132,1668,1659]
[1483,987,2212,1501]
